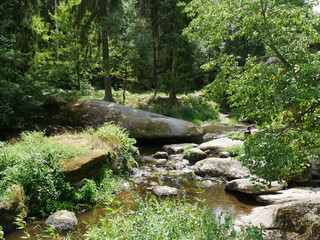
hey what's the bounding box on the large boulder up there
[225,179,287,194]
[194,157,252,180]
[45,210,77,232]
[60,100,204,141]
[0,184,27,233]
[197,138,243,153]
[61,149,113,183]
[275,201,320,239]
[236,200,320,240]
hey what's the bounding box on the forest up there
[1,0,319,181]
[1,0,320,239]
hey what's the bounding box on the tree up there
[76,0,122,101]
[184,0,320,182]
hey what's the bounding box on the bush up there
[225,145,245,157]
[0,80,43,132]
[95,123,139,171]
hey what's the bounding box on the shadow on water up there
[5,123,259,240]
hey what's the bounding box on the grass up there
[83,196,264,240]
[225,145,245,157]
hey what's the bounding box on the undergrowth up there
[83,195,265,240]
[0,123,136,216]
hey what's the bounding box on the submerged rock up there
[61,100,205,141]
[194,157,251,180]
[225,179,287,194]
[45,210,77,232]
[152,151,169,159]
[153,185,179,196]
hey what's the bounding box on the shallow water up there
[6,123,257,240]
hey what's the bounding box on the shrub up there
[95,123,139,171]
[225,145,245,157]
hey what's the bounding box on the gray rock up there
[219,151,231,158]
[225,179,287,194]
[156,159,167,166]
[194,157,252,180]
[163,143,198,154]
[256,187,320,205]
[168,159,189,170]
[198,138,243,153]
[152,151,169,159]
[61,100,205,141]
[168,154,183,161]
[45,210,77,231]
[201,180,217,188]
[235,204,280,229]
[183,148,207,163]
[236,199,320,240]
[153,185,179,196]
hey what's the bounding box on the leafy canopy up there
[184,0,320,182]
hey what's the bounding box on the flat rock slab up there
[235,204,280,229]
[197,138,243,152]
[153,185,179,196]
[194,157,252,180]
[61,149,110,183]
[61,100,204,141]
[256,187,320,205]
[45,210,77,231]
[225,179,287,194]
[163,143,198,154]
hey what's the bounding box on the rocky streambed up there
[5,123,320,240]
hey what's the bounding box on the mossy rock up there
[0,184,27,233]
[61,149,115,183]
[60,99,205,141]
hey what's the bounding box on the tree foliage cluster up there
[184,0,320,181]
[0,0,212,133]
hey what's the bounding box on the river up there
[6,123,261,240]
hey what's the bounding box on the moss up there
[277,208,310,234]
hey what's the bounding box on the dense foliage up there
[0,123,136,216]
[184,0,320,182]
[83,196,264,240]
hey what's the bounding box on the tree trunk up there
[168,50,177,107]
[101,1,113,102]
[152,30,158,96]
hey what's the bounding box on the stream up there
[6,123,261,240]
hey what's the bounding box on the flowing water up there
[6,123,260,240]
